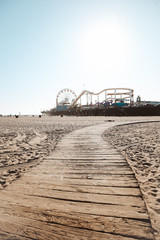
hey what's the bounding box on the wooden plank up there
[12,182,141,196]
[0,123,154,239]
[0,211,153,240]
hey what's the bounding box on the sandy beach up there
[104,121,160,239]
[0,116,106,189]
[0,115,160,239]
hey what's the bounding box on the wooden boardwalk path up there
[0,123,155,240]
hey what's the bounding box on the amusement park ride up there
[56,88,134,111]
[42,87,160,116]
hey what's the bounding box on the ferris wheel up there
[56,88,77,106]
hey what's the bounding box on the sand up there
[0,115,160,239]
[104,121,160,239]
[0,116,107,189]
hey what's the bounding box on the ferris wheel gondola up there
[56,88,77,106]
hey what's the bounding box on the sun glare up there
[79,19,128,73]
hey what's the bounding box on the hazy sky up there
[0,0,160,115]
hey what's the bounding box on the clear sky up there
[0,0,160,115]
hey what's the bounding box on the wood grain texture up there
[0,123,155,240]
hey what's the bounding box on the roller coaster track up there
[70,88,134,108]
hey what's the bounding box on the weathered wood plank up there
[0,123,155,239]
[11,182,141,196]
